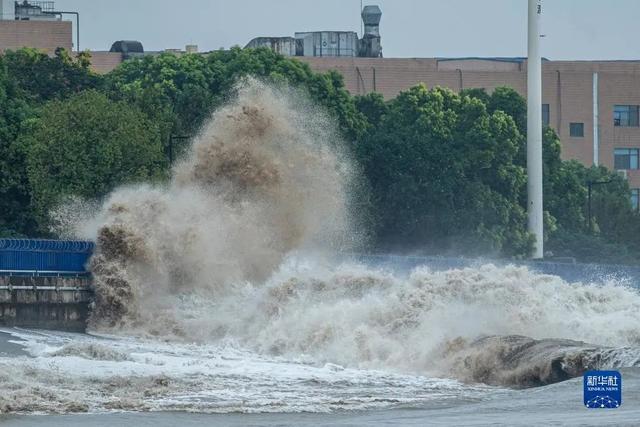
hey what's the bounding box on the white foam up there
[0,327,494,414]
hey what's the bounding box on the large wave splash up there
[82,79,360,331]
[190,261,640,386]
[71,79,640,388]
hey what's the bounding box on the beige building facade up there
[0,19,71,53]
[298,56,640,205]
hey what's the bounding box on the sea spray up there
[61,79,640,388]
[84,79,361,332]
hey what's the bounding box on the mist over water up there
[58,79,640,392]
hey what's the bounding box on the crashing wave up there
[58,80,640,389]
[81,79,361,330]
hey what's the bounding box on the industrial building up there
[2,1,640,208]
[247,4,640,206]
[245,5,382,58]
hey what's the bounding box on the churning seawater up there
[4,80,640,425]
[2,258,640,426]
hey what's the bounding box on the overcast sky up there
[52,0,640,60]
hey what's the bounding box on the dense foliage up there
[460,87,640,262]
[0,48,98,236]
[356,85,532,256]
[21,90,164,224]
[104,47,367,158]
[1,47,638,263]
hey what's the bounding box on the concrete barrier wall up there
[0,275,92,331]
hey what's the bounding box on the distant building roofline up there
[436,56,640,63]
[436,57,547,63]
[294,30,358,33]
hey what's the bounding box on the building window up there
[632,189,640,210]
[614,105,639,127]
[569,122,584,137]
[542,104,550,126]
[614,148,639,170]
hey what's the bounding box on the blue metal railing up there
[0,238,94,252]
[0,239,94,276]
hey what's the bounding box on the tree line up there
[1,47,638,263]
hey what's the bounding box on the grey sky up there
[54,0,640,60]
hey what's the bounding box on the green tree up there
[585,166,640,254]
[356,84,533,256]
[105,47,368,162]
[21,90,164,230]
[0,48,102,236]
[0,59,36,236]
[463,86,640,262]
[354,92,388,134]
[3,47,101,103]
[548,164,640,264]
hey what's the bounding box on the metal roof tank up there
[295,31,358,57]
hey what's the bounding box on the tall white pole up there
[527,0,544,259]
[593,72,599,166]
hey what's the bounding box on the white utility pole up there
[593,72,599,166]
[527,0,544,259]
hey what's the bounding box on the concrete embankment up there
[0,238,94,331]
[0,275,92,332]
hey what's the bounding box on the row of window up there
[540,104,640,133]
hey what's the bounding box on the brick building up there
[296,56,640,207]
[0,0,71,54]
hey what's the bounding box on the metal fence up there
[0,239,94,276]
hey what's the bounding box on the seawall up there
[0,238,95,332]
[0,274,92,332]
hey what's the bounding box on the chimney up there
[359,5,382,57]
[362,5,381,37]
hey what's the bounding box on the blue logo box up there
[584,370,622,408]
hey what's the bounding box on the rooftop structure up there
[13,0,56,20]
[0,0,73,53]
[1,0,58,21]
[244,4,382,58]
